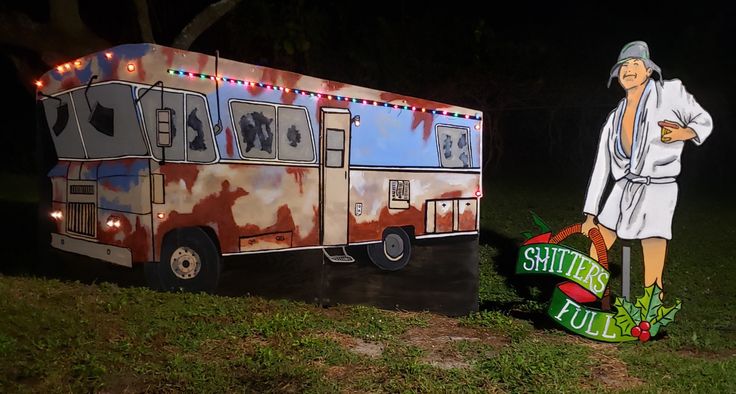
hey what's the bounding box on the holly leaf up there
[613,296,641,334]
[650,299,682,337]
[530,211,551,234]
[635,284,662,323]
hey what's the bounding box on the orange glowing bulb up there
[34,80,43,88]
[126,63,136,72]
[105,52,113,59]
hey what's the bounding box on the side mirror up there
[156,108,173,147]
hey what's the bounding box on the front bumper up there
[51,233,132,267]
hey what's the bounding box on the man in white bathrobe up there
[581,41,713,295]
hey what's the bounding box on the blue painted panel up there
[48,162,70,178]
[98,159,150,178]
[199,76,481,168]
[99,195,133,212]
[100,176,141,193]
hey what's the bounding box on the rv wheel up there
[145,227,221,293]
[367,227,412,271]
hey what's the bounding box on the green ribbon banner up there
[516,243,609,298]
[516,242,636,342]
[549,286,636,342]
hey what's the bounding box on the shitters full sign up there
[516,217,682,343]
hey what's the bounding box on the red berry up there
[630,326,642,337]
[639,330,651,342]
[640,321,651,331]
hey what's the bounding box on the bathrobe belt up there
[624,172,677,185]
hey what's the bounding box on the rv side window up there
[72,83,148,159]
[277,107,315,162]
[138,89,185,161]
[41,93,86,159]
[185,95,216,163]
[436,126,471,168]
[231,102,276,160]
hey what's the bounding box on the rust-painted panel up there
[240,232,292,252]
[435,200,454,233]
[458,198,477,231]
[153,164,319,259]
[349,170,480,243]
[349,206,425,242]
[96,210,152,262]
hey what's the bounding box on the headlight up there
[106,216,121,229]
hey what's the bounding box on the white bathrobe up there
[584,79,713,240]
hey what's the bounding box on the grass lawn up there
[1,175,734,393]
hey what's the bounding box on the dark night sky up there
[2,1,734,192]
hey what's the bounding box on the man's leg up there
[589,224,617,261]
[641,238,667,291]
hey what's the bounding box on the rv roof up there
[38,43,482,120]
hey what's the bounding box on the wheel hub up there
[383,233,404,261]
[170,246,201,279]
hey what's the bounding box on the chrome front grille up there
[69,184,95,195]
[66,202,97,237]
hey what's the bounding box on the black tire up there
[144,227,221,293]
[367,227,412,271]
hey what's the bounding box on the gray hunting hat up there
[607,40,662,87]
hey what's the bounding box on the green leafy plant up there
[521,211,551,240]
[613,284,682,342]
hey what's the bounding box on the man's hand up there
[582,214,597,236]
[658,120,697,143]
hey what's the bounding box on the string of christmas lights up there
[166,68,482,121]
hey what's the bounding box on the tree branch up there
[49,0,86,35]
[0,9,109,67]
[8,54,40,94]
[133,0,156,43]
[0,11,43,46]
[172,0,242,49]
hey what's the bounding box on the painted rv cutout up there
[37,43,483,295]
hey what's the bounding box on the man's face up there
[618,58,652,90]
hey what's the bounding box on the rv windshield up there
[71,82,148,159]
[41,93,85,159]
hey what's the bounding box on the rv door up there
[320,108,351,245]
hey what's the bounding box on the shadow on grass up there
[478,227,569,330]
[0,200,148,287]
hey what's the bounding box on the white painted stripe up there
[218,159,319,167]
[222,245,325,256]
[222,231,479,256]
[415,231,478,239]
[350,166,481,173]
[322,108,350,113]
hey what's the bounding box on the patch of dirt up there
[401,315,508,370]
[322,331,357,348]
[677,348,736,361]
[101,373,151,394]
[575,339,645,391]
[350,338,385,359]
[320,332,385,359]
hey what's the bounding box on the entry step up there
[323,247,355,264]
